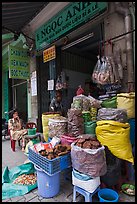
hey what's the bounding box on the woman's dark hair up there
[11,108,18,116]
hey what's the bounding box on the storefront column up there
[49,60,56,101]
[2,71,9,121]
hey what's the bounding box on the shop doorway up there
[60,23,104,107]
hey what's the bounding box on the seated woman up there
[8,110,28,151]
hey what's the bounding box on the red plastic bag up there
[76,85,84,95]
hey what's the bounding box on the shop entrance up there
[60,23,104,110]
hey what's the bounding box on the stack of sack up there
[96,92,135,165]
[71,134,107,193]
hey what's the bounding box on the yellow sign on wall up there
[43,45,56,63]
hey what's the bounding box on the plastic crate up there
[28,147,71,175]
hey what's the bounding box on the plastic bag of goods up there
[71,135,107,177]
[88,95,102,108]
[117,92,135,119]
[90,107,97,121]
[71,95,83,110]
[67,109,84,137]
[72,168,100,193]
[96,120,134,164]
[82,111,91,123]
[48,116,67,138]
[97,108,128,123]
[84,121,97,135]
[101,96,117,108]
[82,95,91,111]
[72,95,90,111]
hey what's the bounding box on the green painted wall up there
[2,71,9,121]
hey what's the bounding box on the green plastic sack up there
[2,162,37,200]
[96,120,134,164]
[84,121,97,134]
[101,96,117,108]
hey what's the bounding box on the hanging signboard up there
[35,2,108,50]
[43,45,56,63]
[8,45,30,79]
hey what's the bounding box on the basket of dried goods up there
[28,144,71,175]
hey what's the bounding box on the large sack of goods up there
[97,108,128,123]
[48,116,67,138]
[96,120,134,164]
[67,109,84,137]
[117,92,135,119]
[71,135,107,177]
[84,121,97,135]
[42,112,60,142]
[72,168,100,193]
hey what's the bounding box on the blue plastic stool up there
[73,185,100,202]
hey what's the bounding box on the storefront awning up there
[2,2,49,35]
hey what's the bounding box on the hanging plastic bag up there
[60,71,68,89]
[96,120,134,164]
[92,55,101,83]
[55,75,63,90]
[76,85,84,95]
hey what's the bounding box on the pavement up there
[2,137,135,202]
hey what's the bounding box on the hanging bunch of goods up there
[55,71,68,90]
[71,134,107,177]
[67,109,84,137]
[92,54,122,86]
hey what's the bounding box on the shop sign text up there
[35,2,108,50]
[8,45,30,79]
[43,45,56,63]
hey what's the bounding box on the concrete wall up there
[104,2,130,92]
[28,57,38,124]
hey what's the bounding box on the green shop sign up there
[35,2,108,50]
[8,45,30,79]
